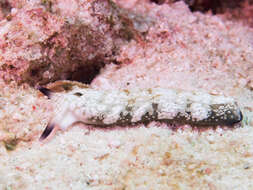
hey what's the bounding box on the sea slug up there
[39,80,243,140]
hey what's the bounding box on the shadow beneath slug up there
[73,120,243,136]
[39,118,243,143]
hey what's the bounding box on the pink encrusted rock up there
[1,0,252,89]
[0,0,11,20]
[93,1,253,96]
[0,0,146,85]
[222,1,253,27]
[0,9,3,20]
[0,5,63,84]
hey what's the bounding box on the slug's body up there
[39,80,243,140]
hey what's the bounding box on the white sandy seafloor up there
[0,3,253,190]
[1,123,253,189]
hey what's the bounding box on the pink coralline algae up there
[0,0,148,85]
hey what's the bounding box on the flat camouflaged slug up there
[39,80,243,140]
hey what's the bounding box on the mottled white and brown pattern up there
[39,80,242,140]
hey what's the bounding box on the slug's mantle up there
[39,80,243,140]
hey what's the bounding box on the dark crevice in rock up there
[0,0,12,18]
[150,0,166,5]
[150,0,245,14]
[67,62,105,85]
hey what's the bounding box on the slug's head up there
[39,123,55,141]
[37,80,89,141]
[38,88,78,141]
[39,109,78,141]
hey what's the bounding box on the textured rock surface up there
[0,0,148,85]
[0,0,252,189]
